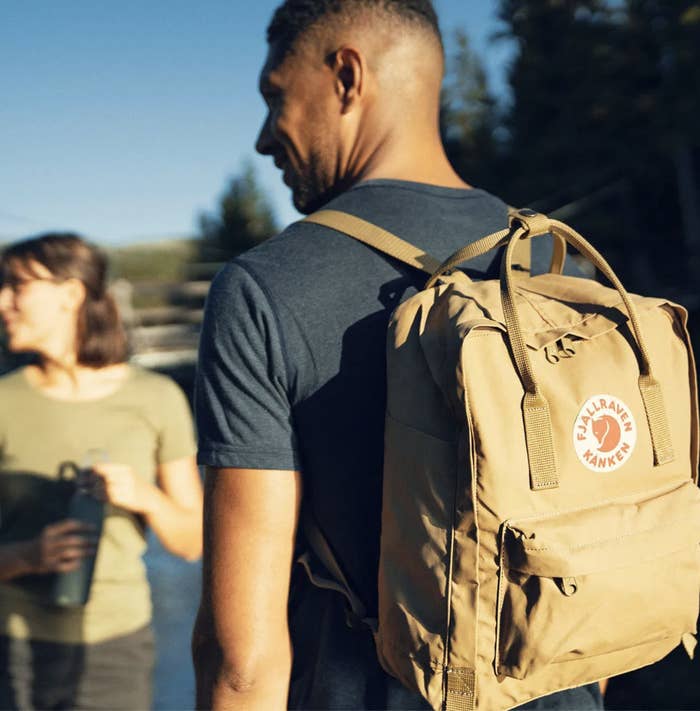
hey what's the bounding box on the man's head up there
[256,0,445,214]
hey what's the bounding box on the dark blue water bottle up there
[51,461,104,607]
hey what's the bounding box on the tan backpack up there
[304,207,700,711]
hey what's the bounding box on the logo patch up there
[573,394,636,471]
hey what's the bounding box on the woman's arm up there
[92,456,203,561]
[146,456,203,561]
[0,542,33,581]
[0,519,96,581]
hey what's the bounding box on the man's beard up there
[292,182,338,215]
[289,157,354,215]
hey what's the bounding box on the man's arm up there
[193,466,302,711]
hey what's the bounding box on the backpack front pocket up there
[495,480,700,680]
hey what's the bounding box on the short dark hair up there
[0,233,128,367]
[267,0,443,55]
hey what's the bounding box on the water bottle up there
[51,457,105,607]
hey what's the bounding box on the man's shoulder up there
[324,180,508,235]
[207,228,313,302]
[214,215,378,297]
[210,182,512,309]
[234,182,509,270]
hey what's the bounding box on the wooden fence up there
[113,278,211,371]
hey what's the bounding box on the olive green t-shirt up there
[0,366,196,644]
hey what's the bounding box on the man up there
[192,1,603,709]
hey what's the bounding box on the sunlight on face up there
[256,42,345,214]
[0,260,73,355]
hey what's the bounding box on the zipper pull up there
[555,576,578,596]
[559,335,576,358]
[545,336,577,364]
[545,343,560,364]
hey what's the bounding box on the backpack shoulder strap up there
[304,209,442,274]
[300,514,378,631]
[305,208,539,279]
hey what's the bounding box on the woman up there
[0,233,203,710]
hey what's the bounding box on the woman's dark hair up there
[0,233,128,367]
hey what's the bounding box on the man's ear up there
[330,46,365,114]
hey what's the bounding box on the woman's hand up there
[90,462,153,514]
[0,520,94,581]
[90,457,202,562]
[28,519,96,574]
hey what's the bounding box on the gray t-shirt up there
[195,180,598,710]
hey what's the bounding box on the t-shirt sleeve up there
[157,377,198,464]
[194,262,299,470]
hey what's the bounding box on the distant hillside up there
[106,237,200,283]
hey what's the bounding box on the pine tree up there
[199,162,278,261]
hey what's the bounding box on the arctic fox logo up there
[591,415,621,453]
[573,395,636,472]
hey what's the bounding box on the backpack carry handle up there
[544,217,674,469]
[498,211,674,491]
[429,213,563,489]
[427,209,674,489]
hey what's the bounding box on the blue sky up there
[0,1,512,246]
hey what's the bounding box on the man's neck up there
[352,127,471,191]
[359,164,471,190]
